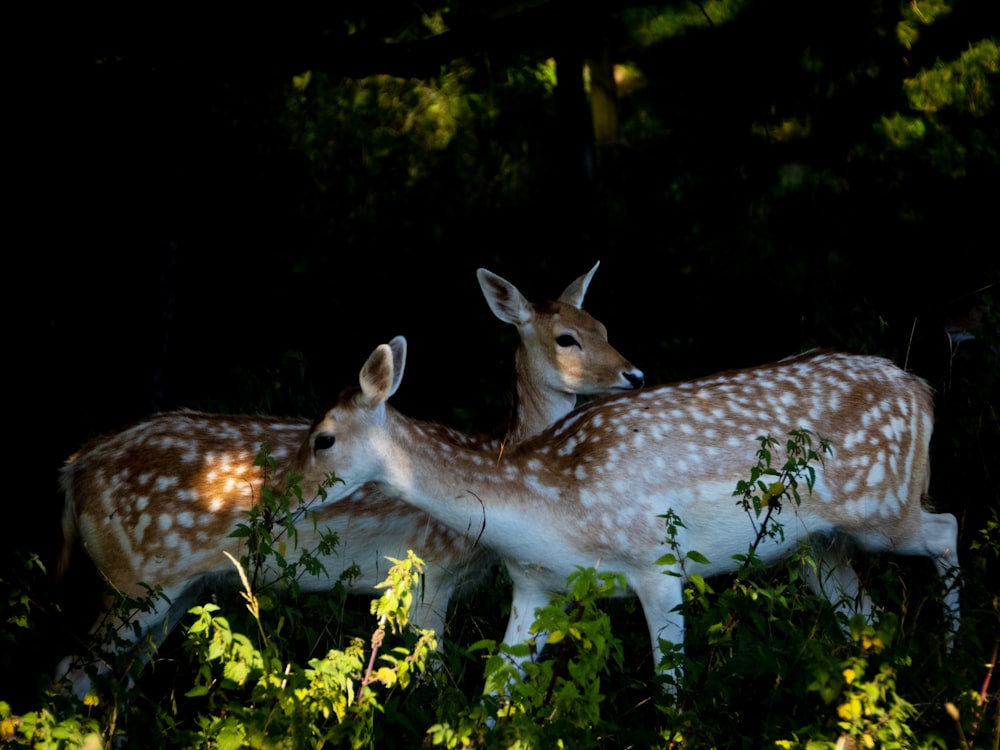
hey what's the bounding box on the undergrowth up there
[2,427,997,748]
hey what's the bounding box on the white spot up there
[134,513,151,540]
[843,430,865,450]
[879,486,904,517]
[156,476,178,491]
[865,458,886,487]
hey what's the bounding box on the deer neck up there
[374,408,541,541]
[506,348,576,445]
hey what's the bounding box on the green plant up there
[0,699,102,750]
[427,567,626,750]
[775,616,938,749]
[231,441,344,600]
[185,549,436,749]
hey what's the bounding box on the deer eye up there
[314,434,336,451]
[556,334,581,349]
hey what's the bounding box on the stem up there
[357,616,387,705]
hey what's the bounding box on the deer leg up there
[842,509,960,645]
[407,569,452,643]
[55,582,201,699]
[499,576,556,671]
[914,510,961,642]
[634,572,686,694]
[801,538,875,632]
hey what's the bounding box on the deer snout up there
[622,369,644,389]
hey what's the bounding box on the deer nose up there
[624,370,644,389]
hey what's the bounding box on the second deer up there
[54,262,643,698]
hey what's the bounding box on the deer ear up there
[477,268,533,327]
[557,260,599,309]
[387,336,406,395]
[359,337,406,406]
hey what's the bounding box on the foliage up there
[284,67,475,193]
[878,38,1000,176]
[0,700,102,750]
[426,567,627,749]
[733,430,831,545]
[230,441,343,598]
[183,550,436,749]
[624,0,748,44]
[0,552,48,664]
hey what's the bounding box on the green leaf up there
[655,552,678,566]
[216,718,247,750]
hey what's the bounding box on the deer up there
[54,262,644,699]
[293,336,962,696]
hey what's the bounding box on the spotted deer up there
[294,336,961,692]
[54,262,644,698]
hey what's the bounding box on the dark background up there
[8,0,998,708]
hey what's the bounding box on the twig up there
[357,616,387,705]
